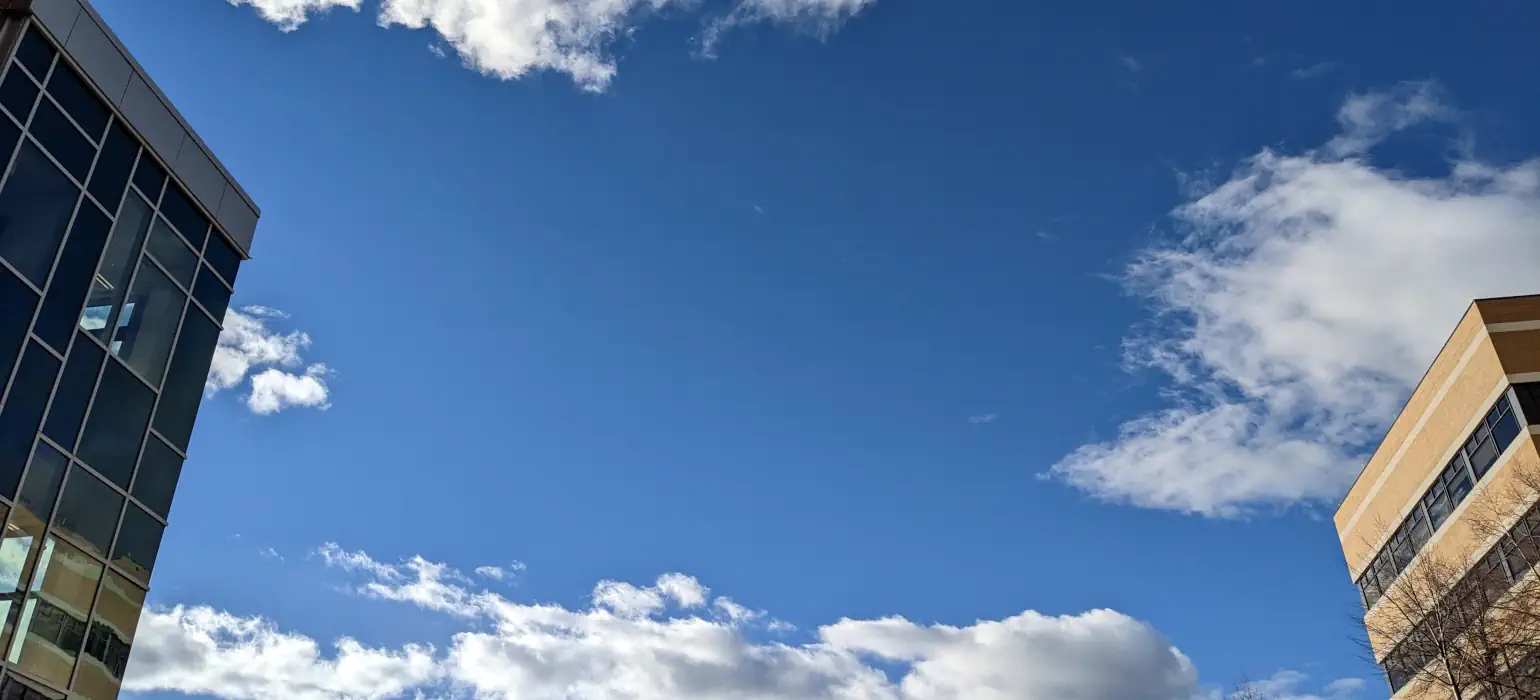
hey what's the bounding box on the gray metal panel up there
[215,181,258,255]
[62,12,130,105]
[172,136,224,219]
[119,73,183,167]
[28,0,80,41]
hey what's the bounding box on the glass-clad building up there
[0,0,261,697]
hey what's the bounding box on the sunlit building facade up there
[0,0,260,697]
[1337,295,1540,698]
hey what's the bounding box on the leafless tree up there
[1357,463,1540,700]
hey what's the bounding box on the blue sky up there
[92,1,1540,699]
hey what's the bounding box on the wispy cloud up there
[1233,670,1364,700]
[473,561,526,582]
[127,542,1203,700]
[1288,61,1335,80]
[1120,54,1143,73]
[1048,81,1540,517]
[968,413,998,424]
[225,0,881,92]
[259,547,284,561]
[207,306,333,415]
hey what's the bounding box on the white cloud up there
[248,363,332,414]
[132,544,1199,700]
[474,561,526,581]
[1234,670,1364,700]
[222,0,878,91]
[1121,54,1143,73]
[209,307,333,415]
[225,0,362,31]
[1049,83,1540,517]
[260,547,284,561]
[124,605,438,700]
[968,413,997,424]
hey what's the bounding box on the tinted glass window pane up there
[0,344,60,498]
[41,333,103,451]
[130,154,164,205]
[1468,437,1500,478]
[0,269,37,399]
[44,66,107,140]
[14,30,54,82]
[76,360,152,488]
[4,537,101,687]
[203,233,241,287]
[145,217,197,287]
[79,194,150,345]
[1492,408,1522,453]
[17,443,65,526]
[0,116,15,173]
[86,124,135,212]
[192,264,230,320]
[111,505,161,580]
[0,68,38,123]
[153,311,219,451]
[53,467,122,557]
[131,435,181,518]
[157,185,207,250]
[0,142,80,287]
[28,99,92,181]
[1449,465,1474,503]
[113,260,184,387]
[32,203,109,352]
[75,571,142,700]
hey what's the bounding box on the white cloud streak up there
[224,0,878,91]
[209,307,333,415]
[1232,670,1364,700]
[127,544,1205,700]
[1049,82,1540,517]
[968,413,997,424]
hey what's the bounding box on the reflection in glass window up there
[73,571,142,700]
[44,65,108,141]
[17,443,66,528]
[14,30,55,81]
[33,203,110,352]
[42,332,104,451]
[0,344,60,498]
[80,194,152,345]
[87,122,136,212]
[76,360,153,488]
[29,99,93,181]
[113,259,185,387]
[0,494,42,646]
[112,505,162,580]
[154,310,220,450]
[53,467,123,558]
[193,264,231,320]
[0,67,38,123]
[131,436,182,518]
[146,216,198,287]
[3,536,102,689]
[0,142,80,287]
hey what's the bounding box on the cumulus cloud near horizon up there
[207,306,333,414]
[1048,81,1540,517]
[114,542,1366,700]
[223,0,877,91]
